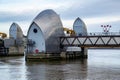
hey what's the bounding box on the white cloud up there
[61,19,74,29]
[0,22,11,35]
[84,15,120,25]
[0,0,73,13]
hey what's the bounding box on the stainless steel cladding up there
[73,17,87,36]
[9,22,23,39]
[73,17,88,56]
[27,9,65,53]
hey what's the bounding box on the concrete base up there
[61,51,88,59]
[25,51,88,61]
[25,53,61,61]
[0,53,24,57]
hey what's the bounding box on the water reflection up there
[0,49,120,80]
[25,59,88,80]
[0,57,27,80]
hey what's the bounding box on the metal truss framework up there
[60,36,120,47]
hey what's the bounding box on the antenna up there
[101,25,111,35]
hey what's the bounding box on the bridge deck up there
[60,35,120,48]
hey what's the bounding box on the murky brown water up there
[0,49,120,80]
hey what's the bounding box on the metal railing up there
[88,32,120,36]
[60,33,120,48]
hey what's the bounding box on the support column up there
[81,47,88,58]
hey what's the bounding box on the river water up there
[0,49,120,80]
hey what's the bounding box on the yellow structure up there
[0,32,7,38]
[63,27,75,36]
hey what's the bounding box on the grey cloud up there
[1,0,120,23]
[0,10,37,22]
[0,0,27,4]
[60,0,120,19]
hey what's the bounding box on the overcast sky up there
[0,0,120,35]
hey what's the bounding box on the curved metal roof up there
[33,9,64,38]
[9,22,23,39]
[73,17,87,36]
[28,9,65,53]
